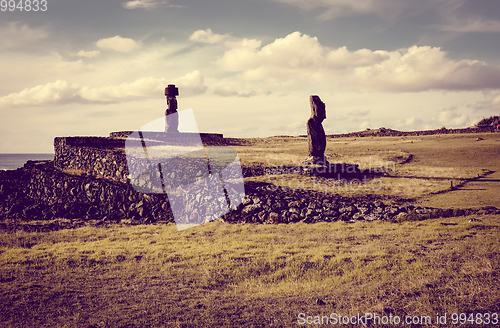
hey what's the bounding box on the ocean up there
[0,153,54,171]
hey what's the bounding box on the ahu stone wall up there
[0,160,173,224]
[2,136,498,232]
[53,133,230,186]
[4,160,493,232]
[54,136,129,184]
[1,160,407,228]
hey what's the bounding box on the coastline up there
[0,153,54,171]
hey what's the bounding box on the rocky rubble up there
[1,160,497,232]
[223,181,409,224]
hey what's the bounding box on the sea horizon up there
[0,153,55,171]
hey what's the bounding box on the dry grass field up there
[1,133,500,327]
[236,133,500,206]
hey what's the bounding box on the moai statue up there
[305,95,329,165]
[165,84,179,133]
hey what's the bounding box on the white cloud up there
[216,31,388,82]
[77,50,100,58]
[218,32,320,72]
[327,47,389,67]
[175,70,208,96]
[189,29,263,54]
[0,71,207,107]
[79,77,167,102]
[189,28,231,44]
[436,109,470,128]
[0,80,81,107]
[122,0,166,9]
[96,36,141,52]
[79,71,206,102]
[393,117,424,130]
[393,109,474,131]
[54,59,95,74]
[351,46,500,92]
[122,0,185,9]
[225,38,263,50]
[79,70,206,101]
[0,22,48,49]
[0,51,99,96]
[215,31,500,92]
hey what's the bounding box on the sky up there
[1,0,500,153]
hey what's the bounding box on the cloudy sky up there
[1,0,500,153]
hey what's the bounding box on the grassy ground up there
[2,133,500,327]
[236,133,500,206]
[1,216,499,327]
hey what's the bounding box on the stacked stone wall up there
[0,161,173,224]
[53,133,231,186]
[54,137,129,184]
[0,161,405,227]
[2,161,499,232]
[2,128,500,231]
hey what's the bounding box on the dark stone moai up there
[165,84,179,133]
[305,95,329,165]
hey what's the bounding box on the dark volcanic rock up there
[1,161,491,231]
[0,161,174,225]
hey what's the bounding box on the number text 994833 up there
[1,0,47,11]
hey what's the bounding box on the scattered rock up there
[241,204,262,215]
[267,212,279,224]
[315,298,326,305]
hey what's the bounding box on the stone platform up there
[3,130,497,228]
[54,131,227,184]
[110,131,224,142]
